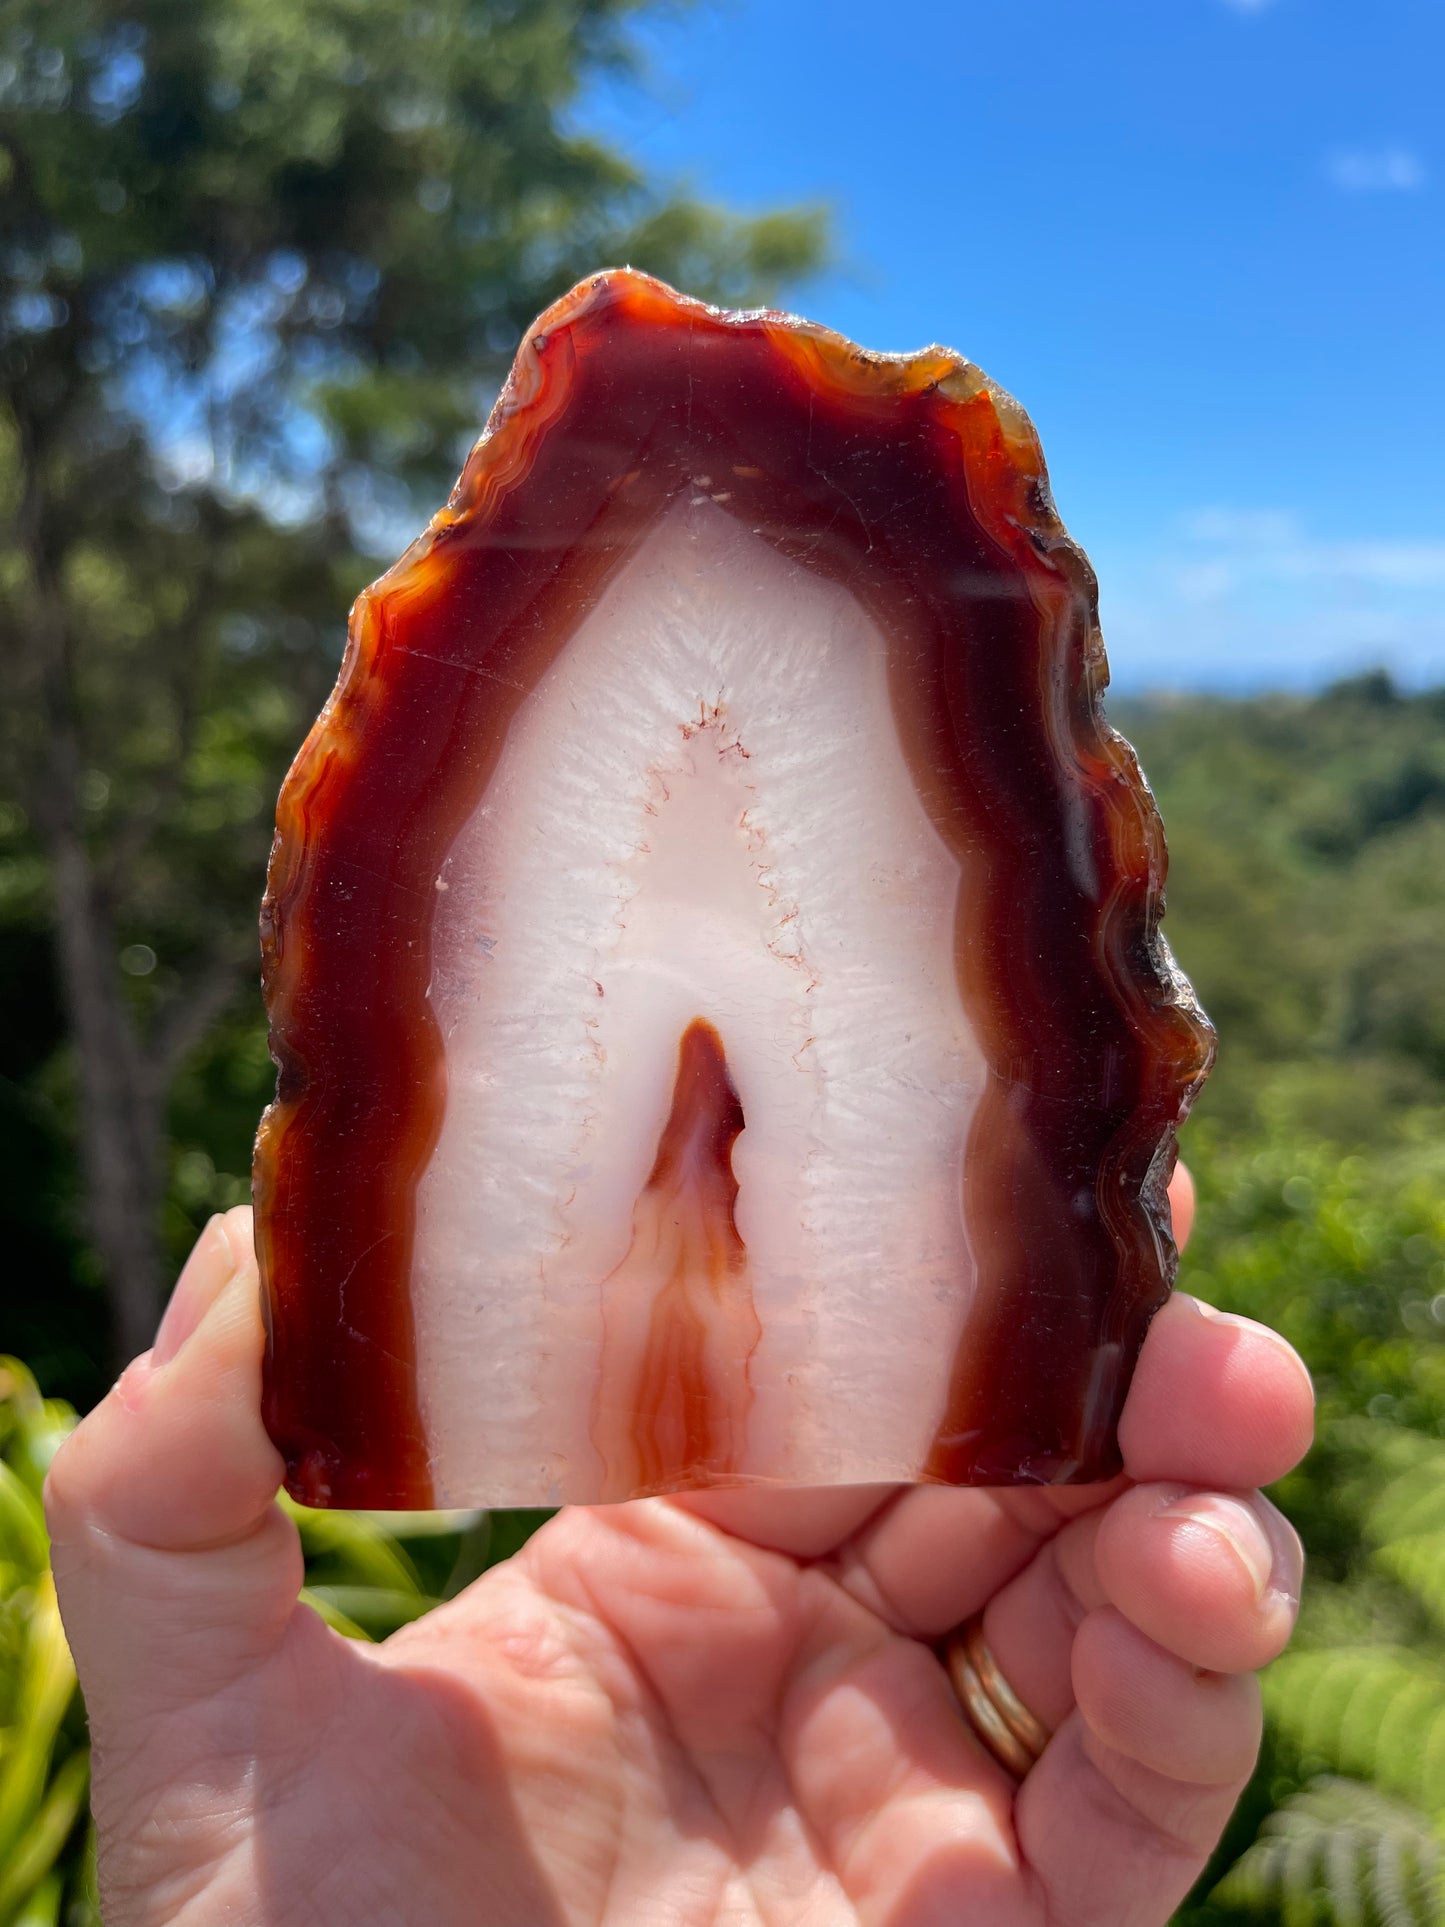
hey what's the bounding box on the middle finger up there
[982,1479,1303,1731]
[825,1286,1311,1642]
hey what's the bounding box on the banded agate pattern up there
[254,269,1214,1508]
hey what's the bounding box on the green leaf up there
[0,1575,78,1869]
[303,1586,442,1638]
[0,1467,47,1580]
[0,1750,89,1925]
[8,1871,63,1927]
[296,1587,372,1643]
[282,1498,427,1593]
[1264,1649,1445,1819]
[1212,1777,1441,1927]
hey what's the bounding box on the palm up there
[49,1199,1312,1927]
[216,1500,1025,1925]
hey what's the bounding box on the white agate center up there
[412,496,984,1504]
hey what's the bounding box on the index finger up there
[1119,1291,1314,1491]
[1121,1156,1310,1487]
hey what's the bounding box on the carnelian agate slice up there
[254,269,1214,1508]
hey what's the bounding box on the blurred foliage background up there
[0,1,1443,1922]
[1116,681,1445,1925]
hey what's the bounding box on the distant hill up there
[1112,674,1445,1147]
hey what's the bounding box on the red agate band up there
[254,269,1214,1508]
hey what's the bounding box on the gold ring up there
[940,1613,1051,1780]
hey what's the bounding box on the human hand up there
[47,1167,1311,1926]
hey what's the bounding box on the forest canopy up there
[1118,674,1445,1150]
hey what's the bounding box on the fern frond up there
[1264,1648,1445,1817]
[1378,1535,1445,1631]
[1328,1418,1444,1479]
[1369,1455,1445,1546]
[1313,1422,1445,1636]
[1213,1776,1441,1927]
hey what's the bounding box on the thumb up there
[45,1207,301,1723]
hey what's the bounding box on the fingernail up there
[153,1216,238,1365]
[1183,1295,1254,1331]
[1158,1489,1275,1601]
[1182,1297,1316,1395]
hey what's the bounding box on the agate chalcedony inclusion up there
[254,269,1214,1509]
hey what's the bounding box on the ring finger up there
[1071,1605,1264,1787]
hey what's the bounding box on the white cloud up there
[1180,508,1299,546]
[1327,145,1427,193]
[1167,510,1445,595]
[1217,0,1280,13]
[1091,508,1445,692]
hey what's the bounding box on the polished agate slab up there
[254,270,1214,1509]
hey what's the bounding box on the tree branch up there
[146,941,255,1097]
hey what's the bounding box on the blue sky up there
[579,0,1444,693]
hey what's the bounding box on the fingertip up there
[44,1205,304,1725]
[1121,1292,1315,1490]
[47,1247,281,1556]
[216,1202,257,1276]
[1168,1161,1196,1253]
[152,1212,240,1366]
[1094,1483,1302,1674]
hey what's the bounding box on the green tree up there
[1171,1124,1445,1925]
[1116,679,1445,1147]
[0,0,827,1364]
